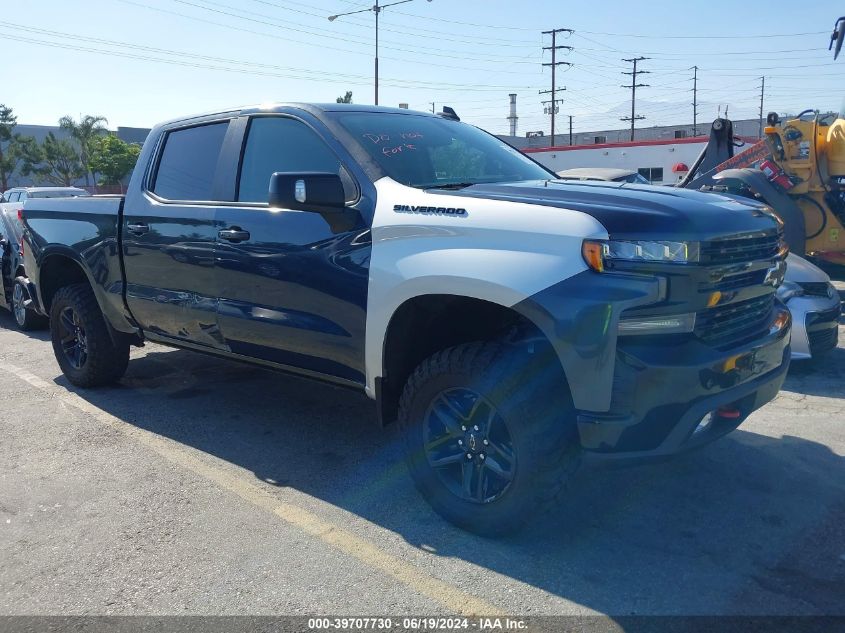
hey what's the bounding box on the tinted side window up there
[238,117,341,203]
[153,122,229,201]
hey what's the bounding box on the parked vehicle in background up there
[556,167,650,184]
[1,187,90,204]
[0,205,46,329]
[778,254,841,359]
[20,103,791,535]
[0,187,89,330]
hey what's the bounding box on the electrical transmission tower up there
[621,56,649,141]
[540,28,573,146]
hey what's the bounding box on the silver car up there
[778,254,841,359]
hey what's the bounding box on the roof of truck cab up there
[243,103,438,116]
[154,103,441,128]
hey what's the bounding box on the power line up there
[621,56,649,141]
[579,29,827,39]
[0,25,533,93]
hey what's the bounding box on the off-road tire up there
[398,341,581,537]
[50,283,129,387]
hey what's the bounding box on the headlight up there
[776,280,804,302]
[582,239,699,272]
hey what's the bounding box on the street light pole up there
[329,0,432,106]
[375,0,379,105]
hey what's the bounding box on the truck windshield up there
[334,112,552,189]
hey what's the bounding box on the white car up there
[556,167,651,184]
[779,254,841,359]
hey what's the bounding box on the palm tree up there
[59,114,108,188]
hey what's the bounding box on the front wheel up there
[398,341,581,536]
[49,283,129,387]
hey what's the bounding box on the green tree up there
[336,91,353,104]
[59,114,108,187]
[11,135,43,179]
[89,134,141,187]
[0,104,17,191]
[23,132,84,186]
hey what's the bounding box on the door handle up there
[126,222,149,235]
[218,228,251,243]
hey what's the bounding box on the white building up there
[523,137,710,184]
[497,118,762,184]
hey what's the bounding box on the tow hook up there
[694,406,743,436]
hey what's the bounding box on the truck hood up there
[436,180,780,241]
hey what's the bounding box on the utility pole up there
[691,65,698,136]
[430,102,435,114]
[758,76,765,138]
[541,28,573,147]
[569,115,573,146]
[621,56,649,141]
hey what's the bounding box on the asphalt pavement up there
[1,308,843,618]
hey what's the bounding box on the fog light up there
[618,312,696,336]
[693,413,714,436]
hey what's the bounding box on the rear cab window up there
[151,122,229,201]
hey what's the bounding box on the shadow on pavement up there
[50,346,845,616]
[0,312,51,342]
[781,347,845,398]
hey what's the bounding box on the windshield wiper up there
[422,182,478,190]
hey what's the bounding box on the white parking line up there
[0,361,502,616]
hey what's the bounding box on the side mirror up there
[268,172,346,213]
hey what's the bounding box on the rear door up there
[122,119,230,348]
[213,114,371,385]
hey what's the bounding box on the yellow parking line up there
[0,362,502,616]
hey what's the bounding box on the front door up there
[122,120,229,348]
[214,115,370,384]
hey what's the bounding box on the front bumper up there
[577,304,791,459]
[784,294,840,359]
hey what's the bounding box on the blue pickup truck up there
[20,104,791,534]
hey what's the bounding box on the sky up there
[3,0,844,136]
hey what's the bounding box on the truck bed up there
[23,195,125,250]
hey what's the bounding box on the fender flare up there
[35,246,140,345]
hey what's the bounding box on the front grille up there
[701,269,767,292]
[700,232,781,265]
[799,282,833,298]
[695,293,774,347]
[808,327,838,356]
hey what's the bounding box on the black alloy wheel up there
[423,387,516,504]
[57,306,88,370]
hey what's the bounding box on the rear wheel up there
[49,283,129,387]
[398,341,581,536]
[12,280,47,331]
